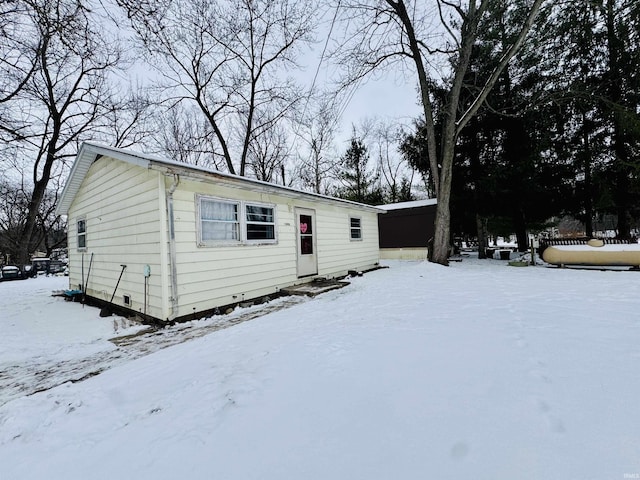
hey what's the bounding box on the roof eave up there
[55,142,153,216]
[57,141,386,215]
[148,162,386,213]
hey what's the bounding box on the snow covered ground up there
[0,276,306,407]
[1,259,640,479]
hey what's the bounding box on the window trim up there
[350,216,362,241]
[77,216,87,251]
[245,202,277,244]
[196,195,277,247]
[197,196,241,246]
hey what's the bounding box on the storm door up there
[295,208,317,277]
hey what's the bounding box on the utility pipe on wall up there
[166,173,180,319]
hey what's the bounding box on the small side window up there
[350,217,362,240]
[77,218,87,250]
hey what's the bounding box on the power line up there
[285,2,342,161]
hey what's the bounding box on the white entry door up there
[296,208,317,277]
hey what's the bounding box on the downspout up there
[166,173,180,319]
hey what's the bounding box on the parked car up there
[20,264,37,278]
[0,265,22,281]
[49,260,66,274]
[31,258,65,275]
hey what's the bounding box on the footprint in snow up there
[534,399,566,434]
[450,442,470,460]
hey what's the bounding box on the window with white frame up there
[199,198,240,242]
[198,196,276,245]
[77,218,87,250]
[350,216,362,240]
[246,204,275,241]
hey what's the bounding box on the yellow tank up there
[542,239,640,267]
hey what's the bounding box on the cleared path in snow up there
[0,291,306,407]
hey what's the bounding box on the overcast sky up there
[114,1,424,155]
[332,75,422,145]
[298,7,424,147]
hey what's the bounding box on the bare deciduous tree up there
[152,104,225,170]
[118,0,317,177]
[334,0,545,264]
[0,1,38,141]
[101,88,156,150]
[292,97,340,194]
[372,121,415,203]
[2,0,123,263]
[247,118,289,183]
[0,177,66,263]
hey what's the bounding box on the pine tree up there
[335,134,384,205]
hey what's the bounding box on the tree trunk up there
[615,165,631,239]
[387,0,544,266]
[386,0,439,194]
[431,142,456,264]
[581,112,594,237]
[605,0,631,239]
[17,178,48,264]
[476,214,488,259]
[514,209,528,252]
[432,201,451,264]
[468,116,487,259]
[17,133,58,264]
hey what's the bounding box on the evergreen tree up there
[335,134,384,205]
[552,0,640,238]
[366,1,640,245]
[397,177,414,202]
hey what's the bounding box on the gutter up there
[166,173,180,319]
[148,163,385,214]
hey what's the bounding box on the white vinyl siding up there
[314,206,379,275]
[173,185,293,314]
[67,153,380,322]
[170,180,379,316]
[77,217,87,250]
[66,157,165,319]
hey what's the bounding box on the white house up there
[56,142,383,322]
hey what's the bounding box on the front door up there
[296,208,317,277]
